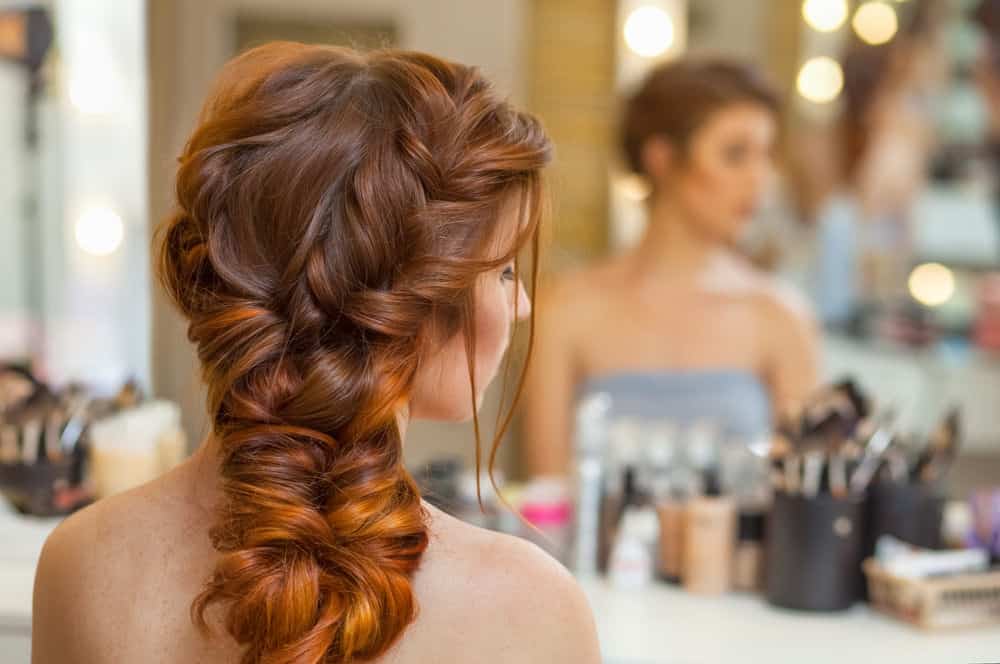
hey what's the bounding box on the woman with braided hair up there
[32,42,600,664]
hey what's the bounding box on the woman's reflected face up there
[668,102,776,243]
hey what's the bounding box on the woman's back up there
[32,457,598,663]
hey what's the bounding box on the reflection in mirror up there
[0,0,150,394]
[0,6,51,367]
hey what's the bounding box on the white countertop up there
[4,506,999,663]
[582,577,1000,664]
[0,504,59,632]
[0,562,36,631]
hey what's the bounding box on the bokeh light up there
[66,37,118,114]
[624,5,675,58]
[616,174,653,202]
[909,263,955,307]
[75,206,124,256]
[853,1,898,45]
[802,0,848,33]
[796,56,844,104]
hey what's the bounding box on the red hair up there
[156,42,551,663]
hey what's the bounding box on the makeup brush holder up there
[864,481,944,556]
[766,491,867,611]
[0,444,91,516]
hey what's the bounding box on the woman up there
[523,58,820,477]
[32,43,600,663]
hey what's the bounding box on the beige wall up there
[527,0,617,269]
[148,0,531,472]
[688,0,802,101]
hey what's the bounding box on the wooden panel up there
[526,0,616,269]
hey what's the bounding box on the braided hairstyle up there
[156,42,551,663]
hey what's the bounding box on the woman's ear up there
[640,135,675,184]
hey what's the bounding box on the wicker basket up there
[863,558,1000,630]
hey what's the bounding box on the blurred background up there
[2,0,1000,662]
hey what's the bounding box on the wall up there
[526,0,617,269]
[0,0,150,393]
[688,0,767,61]
[0,59,28,358]
[38,0,150,393]
[685,0,804,99]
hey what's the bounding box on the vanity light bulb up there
[802,0,848,33]
[853,1,898,45]
[624,5,675,58]
[75,206,124,256]
[796,57,844,104]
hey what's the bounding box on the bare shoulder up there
[38,471,184,579]
[553,259,614,289]
[754,278,818,349]
[758,278,813,323]
[32,471,200,663]
[32,488,142,662]
[543,256,625,310]
[415,506,600,663]
[727,256,814,333]
[480,532,600,664]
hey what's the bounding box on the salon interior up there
[2,0,1000,662]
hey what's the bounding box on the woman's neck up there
[629,194,727,283]
[181,432,224,517]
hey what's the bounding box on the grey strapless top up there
[577,370,772,441]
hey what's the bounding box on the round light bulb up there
[853,1,898,45]
[66,37,118,115]
[624,6,675,58]
[616,174,652,202]
[908,263,955,307]
[796,56,844,104]
[75,206,124,256]
[69,76,113,114]
[802,0,849,33]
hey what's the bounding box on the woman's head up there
[622,58,780,242]
[410,192,535,421]
[157,42,549,663]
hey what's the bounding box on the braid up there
[168,218,428,662]
[156,42,550,663]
